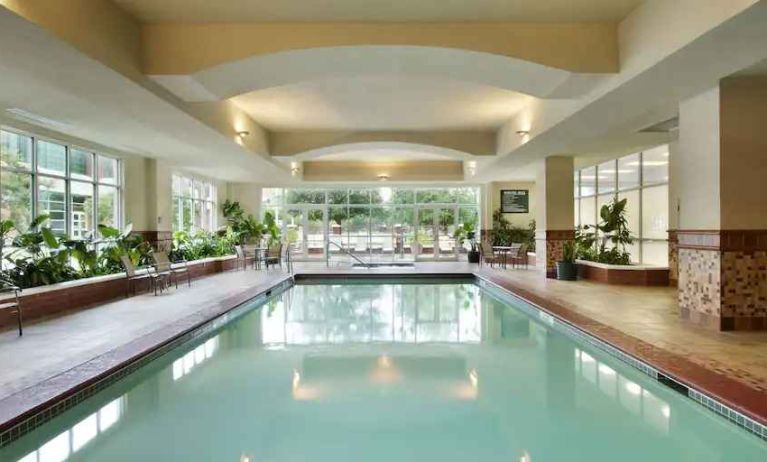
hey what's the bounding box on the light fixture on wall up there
[377,173,390,182]
[290,162,301,177]
[515,130,530,137]
[236,130,250,138]
[465,161,477,177]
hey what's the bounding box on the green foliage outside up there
[575,196,633,265]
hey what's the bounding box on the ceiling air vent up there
[639,117,678,133]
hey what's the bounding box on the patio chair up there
[153,251,191,289]
[0,284,23,336]
[264,243,283,269]
[121,255,166,296]
[510,244,529,269]
[234,245,248,271]
[480,241,502,267]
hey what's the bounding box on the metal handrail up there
[326,240,371,268]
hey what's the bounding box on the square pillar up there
[675,78,767,330]
[535,156,574,278]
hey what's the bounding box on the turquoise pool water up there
[2,281,765,461]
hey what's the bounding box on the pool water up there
[3,281,765,461]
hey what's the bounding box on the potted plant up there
[556,240,577,280]
[454,222,480,263]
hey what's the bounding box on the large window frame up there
[171,174,217,233]
[262,187,481,261]
[0,127,122,240]
[574,146,669,265]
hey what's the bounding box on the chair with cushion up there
[0,284,23,336]
[153,251,191,289]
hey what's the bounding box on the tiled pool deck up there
[0,262,765,438]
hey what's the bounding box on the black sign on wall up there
[501,189,529,213]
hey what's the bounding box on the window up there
[262,187,481,262]
[0,128,121,243]
[574,145,669,265]
[172,174,217,232]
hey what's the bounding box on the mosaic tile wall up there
[678,247,721,320]
[535,231,573,277]
[721,250,767,318]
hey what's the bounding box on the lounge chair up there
[121,256,166,296]
[0,284,22,336]
[153,251,191,289]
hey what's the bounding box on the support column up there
[534,156,574,278]
[675,78,767,330]
[123,157,173,251]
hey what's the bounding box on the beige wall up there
[535,156,574,231]
[485,181,537,229]
[719,76,767,229]
[227,183,263,218]
[676,86,721,230]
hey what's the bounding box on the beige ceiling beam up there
[302,161,464,182]
[270,130,497,158]
[142,22,618,75]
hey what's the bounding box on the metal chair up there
[121,256,166,296]
[510,244,529,269]
[234,245,248,271]
[153,251,191,289]
[264,243,283,269]
[0,285,23,336]
[480,241,502,267]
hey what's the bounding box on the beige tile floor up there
[1,261,765,409]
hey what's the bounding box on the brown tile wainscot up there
[576,260,670,286]
[0,256,244,330]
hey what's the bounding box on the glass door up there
[305,206,326,259]
[415,206,457,261]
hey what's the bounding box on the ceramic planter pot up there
[556,261,577,280]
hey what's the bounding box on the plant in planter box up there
[576,197,633,265]
[556,240,578,281]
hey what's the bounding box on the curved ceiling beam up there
[269,129,497,158]
[151,46,607,103]
[286,141,476,162]
[142,22,618,76]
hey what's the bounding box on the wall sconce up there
[236,130,250,138]
[465,161,477,177]
[515,130,529,137]
[290,162,301,177]
[377,173,390,182]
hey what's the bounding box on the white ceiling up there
[114,0,642,23]
[0,8,285,182]
[231,76,531,131]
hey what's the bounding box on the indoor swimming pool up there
[2,280,765,461]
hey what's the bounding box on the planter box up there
[0,255,241,330]
[576,260,669,286]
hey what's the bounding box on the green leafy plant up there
[4,215,81,288]
[561,240,576,264]
[97,223,152,273]
[489,209,535,249]
[453,222,478,252]
[222,199,269,244]
[576,196,633,265]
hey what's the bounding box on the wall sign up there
[501,189,529,213]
